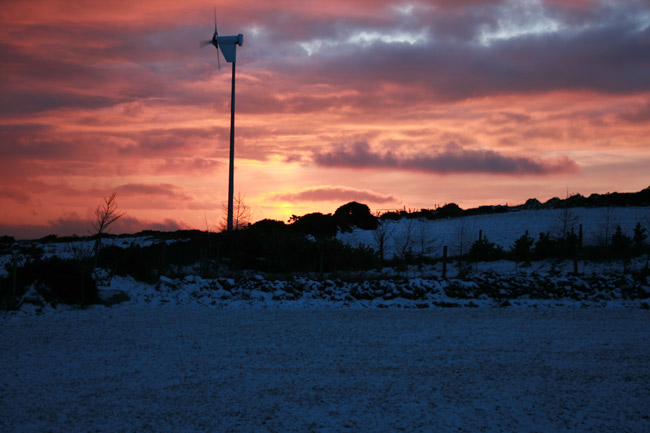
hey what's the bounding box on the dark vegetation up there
[2,188,650,309]
[379,185,650,221]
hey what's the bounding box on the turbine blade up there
[213,6,218,34]
[217,46,221,70]
[200,40,213,48]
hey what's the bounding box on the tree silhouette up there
[92,192,125,266]
[219,191,251,231]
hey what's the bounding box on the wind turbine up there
[201,8,244,232]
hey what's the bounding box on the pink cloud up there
[0,187,31,205]
[272,186,397,204]
[114,183,190,199]
[314,141,579,175]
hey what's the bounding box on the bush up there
[469,237,505,261]
[379,212,402,221]
[250,219,287,234]
[611,225,632,258]
[334,202,378,231]
[436,203,463,219]
[511,231,534,262]
[633,222,647,255]
[14,258,97,305]
[534,232,559,259]
[290,213,338,239]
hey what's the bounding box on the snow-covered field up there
[2,307,649,433]
[338,206,650,258]
[2,206,650,432]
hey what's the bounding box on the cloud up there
[110,216,190,234]
[114,183,192,200]
[618,99,650,123]
[272,185,397,204]
[285,2,650,102]
[0,187,31,204]
[154,157,221,174]
[314,141,578,175]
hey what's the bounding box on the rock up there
[97,289,130,306]
[433,301,459,308]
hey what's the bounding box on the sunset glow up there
[1,0,649,238]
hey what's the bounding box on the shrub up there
[290,213,338,239]
[379,212,402,221]
[436,203,463,219]
[15,258,97,306]
[511,230,534,262]
[250,219,287,234]
[534,232,559,259]
[611,225,632,258]
[469,237,504,261]
[633,222,647,255]
[334,202,378,231]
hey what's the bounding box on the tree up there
[534,232,556,259]
[219,191,251,231]
[633,222,647,254]
[91,192,125,266]
[611,225,632,258]
[290,213,337,239]
[334,202,378,231]
[469,236,504,261]
[394,218,415,262]
[437,203,463,219]
[557,205,579,240]
[511,230,535,262]
[372,219,394,266]
[597,207,617,246]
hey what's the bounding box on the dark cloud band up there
[314,141,578,175]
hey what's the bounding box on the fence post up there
[579,224,583,248]
[442,245,448,279]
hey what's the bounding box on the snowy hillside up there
[1,205,649,314]
[338,206,650,258]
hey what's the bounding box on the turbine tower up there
[201,9,243,231]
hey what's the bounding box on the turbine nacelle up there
[200,9,243,66]
[215,34,243,63]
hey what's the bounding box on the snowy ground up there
[1,307,649,432]
[2,206,649,431]
[338,207,650,258]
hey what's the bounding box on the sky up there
[1,0,649,238]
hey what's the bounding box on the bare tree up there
[416,218,437,259]
[556,189,579,240]
[557,206,579,240]
[394,218,415,261]
[597,207,617,246]
[372,219,394,266]
[92,192,126,265]
[219,191,252,231]
[456,219,468,257]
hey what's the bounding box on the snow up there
[1,307,649,432]
[2,206,650,431]
[338,207,650,258]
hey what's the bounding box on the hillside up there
[339,206,650,259]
